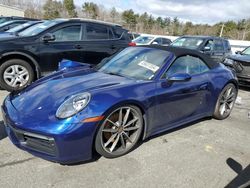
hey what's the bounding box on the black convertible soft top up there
[139,45,219,69]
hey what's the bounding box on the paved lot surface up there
[0,89,249,188]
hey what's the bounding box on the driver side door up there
[38,24,83,74]
[151,55,212,133]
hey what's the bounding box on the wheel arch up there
[226,79,239,90]
[0,52,41,79]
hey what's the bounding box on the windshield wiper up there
[104,71,124,77]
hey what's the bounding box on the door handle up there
[74,44,82,49]
[199,83,208,90]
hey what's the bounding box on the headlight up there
[56,92,91,119]
[223,58,234,66]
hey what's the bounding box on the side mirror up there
[42,33,55,42]
[235,51,242,55]
[167,73,191,82]
[203,46,211,51]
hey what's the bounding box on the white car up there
[132,35,172,46]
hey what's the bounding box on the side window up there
[152,38,162,45]
[224,40,231,51]
[213,39,224,51]
[113,28,125,39]
[108,28,114,39]
[165,55,210,78]
[204,40,214,50]
[162,38,171,45]
[86,24,109,40]
[53,25,81,41]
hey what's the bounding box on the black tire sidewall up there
[0,59,34,91]
[95,105,143,158]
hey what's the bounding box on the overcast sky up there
[75,0,250,24]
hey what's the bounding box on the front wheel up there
[0,59,34,91]
[95,105,143,158]
[213,83,237,120]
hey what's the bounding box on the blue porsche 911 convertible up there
[2,46,238,164]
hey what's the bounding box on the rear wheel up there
[213,83,237,120]
[0,59,34,91]
[95,105,143,158]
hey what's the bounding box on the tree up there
[172,17,180,35]
[82,2,99,19]
[122,9,137,30]
[25,8,42,19]
[43,0,63,19]
[156,17,166,29]
[183,21,193,35]
[147,15,155,31]
[110,7,118,23]
[63,0,77,18]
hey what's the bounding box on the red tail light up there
[128,42,136,46]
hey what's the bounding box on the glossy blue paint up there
[58,59,91,70]
[2,47,238,164]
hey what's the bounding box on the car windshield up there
[242,47,250,55]
[171,37,204,49]
[0,18,8,24]
[18,20,60,37]
[7,22,33,32]
[96,47,170,80]
[0,20,14,28]
[133,36,154,44]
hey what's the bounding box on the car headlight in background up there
[56,92,91,119]
[223,58,235,66]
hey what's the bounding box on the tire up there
[95,105,143,158]
[0,59,34,92]
[213,83,237,120]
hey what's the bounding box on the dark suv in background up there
[223,46,250,87]
[0,19,131,91]
[171,36,232,62]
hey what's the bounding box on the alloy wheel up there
[219,85,236,117]
[3,65,29,88]
[100,106,143,154]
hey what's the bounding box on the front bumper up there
[237,75,250,87]
[2,98,99,164]
[5,123,57,157]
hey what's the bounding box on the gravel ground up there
[0,89,249,188]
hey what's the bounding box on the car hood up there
[0,35,32,42]
[10,67,135,117]
[0,33,14,38]
[0,35,18,41]
[228,54,250,63]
